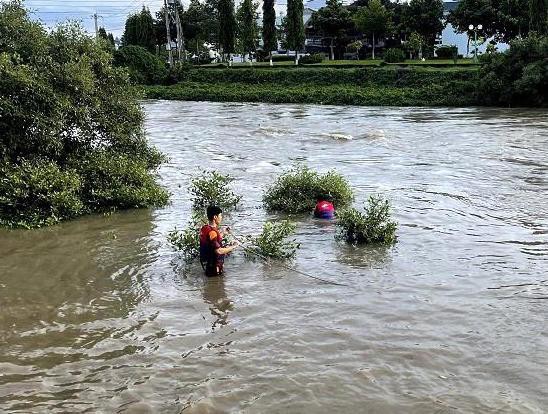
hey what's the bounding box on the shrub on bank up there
[189,171,242,211]
[384,48,406,63]
[263,166,354,213]
[435,45,458,60]
[336,195,397,245]
[299,53,324,64]
[479,34,548,107]
[0,2,168,228]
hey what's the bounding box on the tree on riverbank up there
[353,0,392,60]
[286,0,305,62]
[0,2,168,228]
[262,0,278,61]
[218,0,237,60]
[121,6,156,52]
[236,0,259,62]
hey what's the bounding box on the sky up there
[19,0,293,39]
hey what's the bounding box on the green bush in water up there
[0,160,84,228]
[336,195,397,245]
[263,166,353,213]
[243,221,300,259]
[190,170,242,210]
[168,212,207,261]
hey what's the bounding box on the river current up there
[1,101,547,413]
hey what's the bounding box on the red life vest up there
[199,224,224,276]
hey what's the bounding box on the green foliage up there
[310,0,353,59]
[299,53,324,64]
[336,195,397,245]
[168,212,207,261]
[122,6,157,52]
[262,0,278,53]
[529,0,548,35]
[0,1,168,228]
[354,0,392,58]
[244,221,300,259]
[384,48,405,63]
[0,160,84,228]
[447,0,529,43]
[113,45,168,84]
[76,151,169,209]
[402,0,444,54]
[190,171,242,210]
[218,0,237,55]
[436,45,458,59]
[145,66,480,106]
[479,34,548,107]
[286,0,305,53]
[263,166,353,213]
[236,0,259,57]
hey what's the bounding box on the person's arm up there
[215,240,239,255]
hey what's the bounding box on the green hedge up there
[144,80,478,107]
[174,67,479,88]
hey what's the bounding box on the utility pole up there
[93,12,101,39]
[164,0,174,67]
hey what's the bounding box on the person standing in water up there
[199,206,239,277]
[314,194,335,219]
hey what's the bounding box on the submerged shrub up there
[336,195,397,245]
[263,166,353,213]
[243,221,300,259]
[190,170,242,210]
[168,212,207,261]
[0,160,84,228]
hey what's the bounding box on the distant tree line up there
[117,0,547,61]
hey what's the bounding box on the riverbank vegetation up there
[336,195,398,245]
[263,166,354,213]
[0,2,168,229]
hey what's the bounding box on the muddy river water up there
[1,101,547,413]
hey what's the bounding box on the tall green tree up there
[402,0,444,56]
[218,0,236,58]
[182,0,218,53]
[122,6,156,52]
[262,0,278,60]
[237,0,259,61]
[448,0,529,43]
[286,0,305,61]
[353,0,392,59]
[310,0,353,60]
[529,0,548,34]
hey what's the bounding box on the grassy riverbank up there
[144,67,480,107]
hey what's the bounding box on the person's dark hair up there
[316,193,333,202]
[207,205,222,221]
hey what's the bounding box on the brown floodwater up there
[1,101,547,413]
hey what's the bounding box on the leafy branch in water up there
[168,212,207,261]
[336,195,397,245]
[190,170,242,210]
[263,165,353,213]
[243,221,300,259]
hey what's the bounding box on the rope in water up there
[230,233,349,287]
